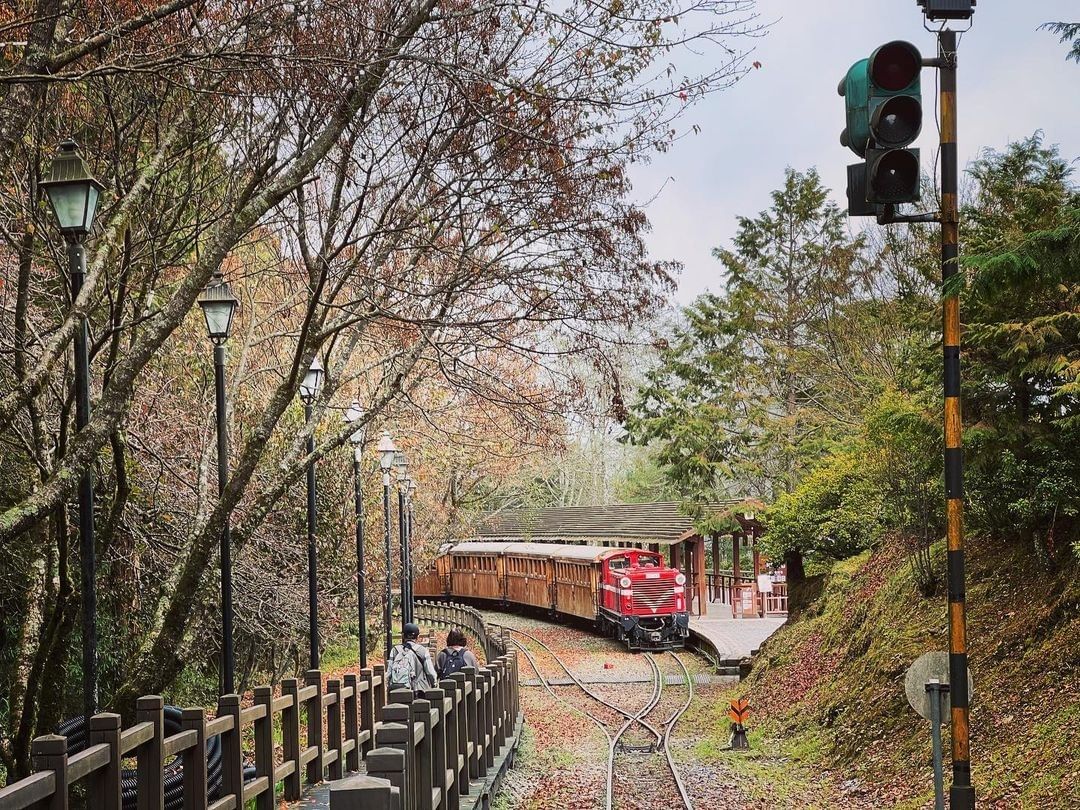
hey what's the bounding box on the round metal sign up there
[904,651,974,723]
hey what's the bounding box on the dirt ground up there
[486,611,876,810]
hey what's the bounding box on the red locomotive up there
[414,541,690,650]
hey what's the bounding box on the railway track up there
[507,625,694,809]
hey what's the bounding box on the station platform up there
[688,615,786,662]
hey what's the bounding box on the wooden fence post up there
[449,673,469,795]
[462,666,480,780]
[491,662,504,753]
[305,669,324,786]
[180,708,208,810]
[281,678,302,800]
[344,673,360,772]
[412,699,433,810]
[359,667,376,758]
[438,680,461,809]
[481,670,494,770]
[329,773,400,810]
[217,693,244,807]
[372,664,387,721]
[365,749,406,810]
[327,679,344,779]
[375,714,411,810]
[254,686,275,810]
[88,713,122,810]
[426,688,450,810]
[31,735,67,810]
[136,695,165,810]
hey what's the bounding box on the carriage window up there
[609,557,629,572]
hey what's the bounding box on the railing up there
[0,636,522,810]
[354,653,520,810]
[414,600,507,662]
[0,665,387,810]
[706,570,754,605]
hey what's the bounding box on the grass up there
[737,533,1080,807]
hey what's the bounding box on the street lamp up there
[41,139,104,723]
[197,271,240,694]
[406,477,418,624]
[394,451,409,625]
[344,399,368,669]
[377,431,398,659]
[299,357,324,670]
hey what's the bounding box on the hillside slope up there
[741,534,1080,807]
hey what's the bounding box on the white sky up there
[633,1,1080,304]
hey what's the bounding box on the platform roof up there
[466,500,760,546]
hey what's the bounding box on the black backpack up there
[439,648,466,679]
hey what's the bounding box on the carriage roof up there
[447,540,658,563]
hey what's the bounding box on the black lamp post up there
[393,451,409,626]
[377,431,398,659]
[344,400,367,669]
[197,271,239,694]
[41,140,104,723]
[405,476,417,624]
[299,357,325,670]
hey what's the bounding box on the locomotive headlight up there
[674,573,686,586]
[619,576,632,589]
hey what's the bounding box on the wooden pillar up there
[752,528,763,618]
[711,535,720,602]
[693,538,707,617]
[731,534,741,618]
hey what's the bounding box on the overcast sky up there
[633,1,1080,304]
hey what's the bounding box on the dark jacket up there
[436,646,480,677]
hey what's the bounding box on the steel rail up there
[508,626,664,741]
[661,652,695,809]
[605,654,665,809]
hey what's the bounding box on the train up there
[413,540,690,650]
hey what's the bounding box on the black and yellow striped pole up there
[938,29,974,809]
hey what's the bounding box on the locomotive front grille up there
[631,580,676,613]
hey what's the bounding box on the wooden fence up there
[413,601,507,662]
[0,603,521,810]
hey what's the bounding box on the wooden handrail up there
[7,642,522,810]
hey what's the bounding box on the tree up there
[0,0,763,775]
[1041,22,1080,62]
[960,135,1080,558]
[626,168,863,579]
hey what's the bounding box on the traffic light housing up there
[917,0,975,21]
[839,41,923,214]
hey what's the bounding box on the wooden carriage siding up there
[442,501,781,622]
[0,603,522,810]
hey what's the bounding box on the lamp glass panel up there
[300,363,323,402]
[46,183,91,232]
[83,186,100,231]
[200,299,235,340]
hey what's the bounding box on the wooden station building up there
[463,501,783,618]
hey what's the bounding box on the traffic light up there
[839,40,923,214]
[917,0,975,21]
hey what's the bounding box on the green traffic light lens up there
[870,41,920,91]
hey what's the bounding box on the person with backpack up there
[387,622,438,694]
[437,628,480,680]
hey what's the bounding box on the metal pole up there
[405,499,414,624]
[926,680,948,810]
[305,403,320,670]
[353,455,367,669]
[938,29,974,810]
[383,473,393,661]
[69,240,97,722]
[214,344,234,694]
[397,486,407,625]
